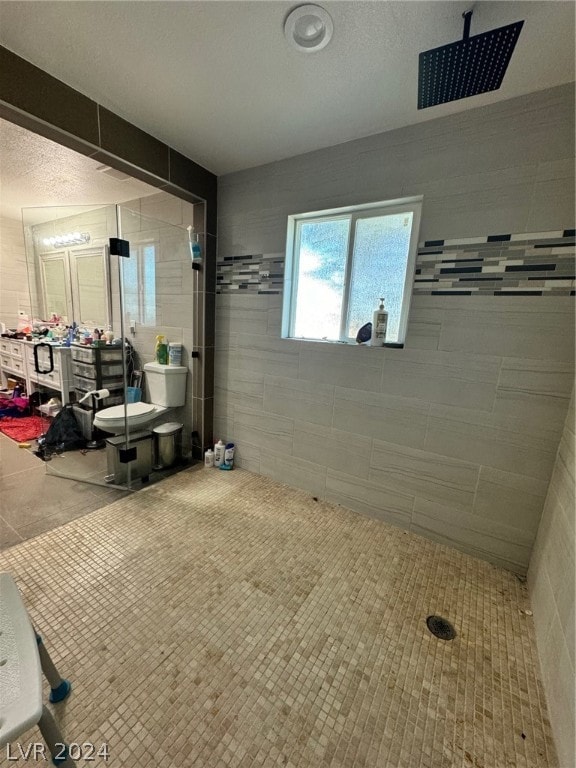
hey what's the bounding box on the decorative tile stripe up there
[217,231,575,297]
[217,252,284,294]
[415,229,575,295]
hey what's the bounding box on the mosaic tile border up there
[415,229,575,296]
[216,230,575,296]
[217,253,284,294]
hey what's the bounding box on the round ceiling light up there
[284,4,334,52]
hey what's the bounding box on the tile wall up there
[215,83,575,575]
[0,215,31,328]
[528,388,575,768]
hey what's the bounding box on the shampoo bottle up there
[155,335,168,364]
[214,439,225,467]
[371,298,388,347]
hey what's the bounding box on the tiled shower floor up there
[0,467,557,767]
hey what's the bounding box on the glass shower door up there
[21,204,131,488]
[20,200,195,491]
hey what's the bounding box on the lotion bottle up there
[371,298,388,347]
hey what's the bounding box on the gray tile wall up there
[528,389,575,768]
[0,216,32,328]
[215,84,575,575]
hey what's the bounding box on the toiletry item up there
[168,343,183,366]
[219,462,233,470]
[214,439,225,467]
[155,335,168,365]
[224,443,235,468]
[204,448,214,467]
[187,225,202,262]
[371,298,388,347]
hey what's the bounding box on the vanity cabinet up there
[0,339,75,404]
[24,342,74,404]
[0,338,26,381]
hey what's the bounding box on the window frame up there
[282,196,423,345]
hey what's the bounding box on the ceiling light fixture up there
[284,4,333,52]
[43,232,91,248]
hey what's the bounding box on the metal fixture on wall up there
[418,10,524,109]
[284,4,333,52]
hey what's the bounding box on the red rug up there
[0,415,47,442]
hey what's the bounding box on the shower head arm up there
[462,10,473,40]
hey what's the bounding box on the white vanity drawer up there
[0,340,11,355]
[4,357,26,376]
[10,343,22,358]
[37,370,63,389]
[0,354,11,369]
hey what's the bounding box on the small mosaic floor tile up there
[0,467,557,767]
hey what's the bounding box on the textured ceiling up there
[0,119,157,222]
[0,1,573,221]
[0,1,574,177]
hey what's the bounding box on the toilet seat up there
[93,402,164,434]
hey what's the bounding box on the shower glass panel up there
[16,201,193,492]
[117,203,194,476]
[20,204,131,489]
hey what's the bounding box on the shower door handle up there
[34,342,54,374]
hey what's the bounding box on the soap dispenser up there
[371,298,388,347]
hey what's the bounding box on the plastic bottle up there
[214,439,225,467]
[220,442,235,470]
[192,234,201,261]
[204,449,214,467]
[155,335,168,364]
[187,225,202,262]
[371,298,388,347]
[168,343,183,366]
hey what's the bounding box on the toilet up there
[93,362,187,435]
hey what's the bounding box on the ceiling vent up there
[96,164,132,182]
[284,4,333,52]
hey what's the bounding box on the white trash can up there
[153,422,183,469]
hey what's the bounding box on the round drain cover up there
[426,615,457,640]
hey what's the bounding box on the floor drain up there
[426,615,457,640]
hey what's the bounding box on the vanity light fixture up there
[42,232,91,248]
[284,4,333,52]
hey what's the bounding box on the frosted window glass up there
[143,245,156,325]
[122,251,139,325]
[293,218,349,340]
[121,244,156,326]
[346,213,413,342]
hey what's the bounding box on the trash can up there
[105,430,153,485]
[153,422,183,469]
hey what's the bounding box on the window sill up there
[283,337,404,349]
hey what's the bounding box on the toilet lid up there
[96,402,155,422]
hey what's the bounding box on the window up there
[121,243,156,326]
[282,197,422,344]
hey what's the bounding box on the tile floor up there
[0,467,558,767]
[0,433,128,548]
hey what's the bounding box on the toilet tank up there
[143,362,187,407]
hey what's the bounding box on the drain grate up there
[426,615,457,640]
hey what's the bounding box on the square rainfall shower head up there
[418,17,524,109]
